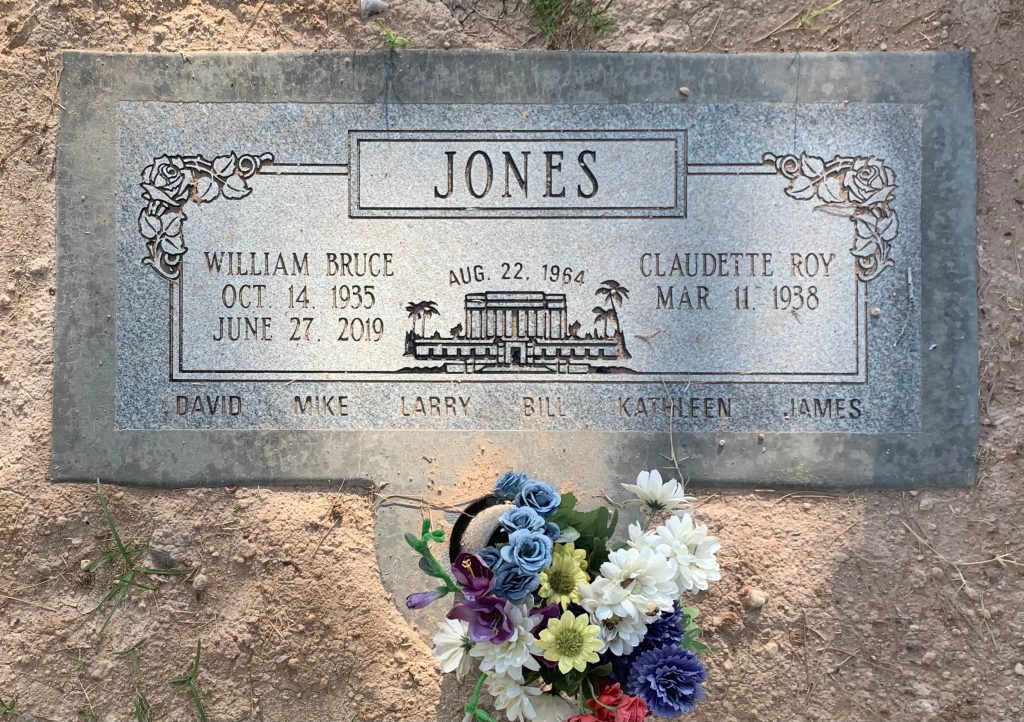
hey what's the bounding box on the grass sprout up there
[519,0,616,46]
[171,641,208,722]
[88,482,193,637]
[376,21,411,49]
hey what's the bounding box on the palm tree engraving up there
[592,306,615,338]
[406,301,424,333]
[406,300,440,336]
[594,279,631,359]
[595,280,629,335]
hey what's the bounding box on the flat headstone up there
[53,50,977,488]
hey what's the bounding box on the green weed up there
[519,0,616,46]
[133,693,152,722]
[799,0,848,27]
[171,641,208,722]
[376,21,411,49]
[88,482,193,637]
[0,695,17,719]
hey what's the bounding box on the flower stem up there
[464,674,497,722]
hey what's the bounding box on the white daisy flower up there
[649,513,722,592]
[432,617,474,681]
[599,546,679,613]
[486,674,541,722]
[622,469,693,513]
[470,604,542,682]
[580,557,666,657]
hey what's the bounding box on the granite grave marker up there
[53,51,977,487]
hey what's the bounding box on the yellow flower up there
[539,545,590,609]
[536,611,605,674]
[558,542,588,572]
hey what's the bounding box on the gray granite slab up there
[53,50,977,488]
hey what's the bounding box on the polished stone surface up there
[53,50,977,488]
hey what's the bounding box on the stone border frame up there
[53,50,977,488]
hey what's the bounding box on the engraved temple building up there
[404,291,630,374]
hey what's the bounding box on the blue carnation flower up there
[491,560,540,604]
[604,604,685,686]
[642,602,684,650]
[499,529,553,573]
[515,480,561,517]
[494,471,529,501]
[499,506,545,535]
[627,645,707,717]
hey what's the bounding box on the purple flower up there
[627,646,707,716]
[530,603,561,634]
[515,480,561,517]
[405,589,443,610]
[499,506,545,535]
[499,529,553,573]
[447,595,515,643]
[451,553,494,597]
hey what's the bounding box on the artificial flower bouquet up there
[405,470,721,722]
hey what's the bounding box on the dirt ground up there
[1,0,1023,720]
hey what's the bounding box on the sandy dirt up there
[1,0,1023,720]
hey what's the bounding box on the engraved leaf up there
[786,175,816,200]
[195,175,219,202]
[853,215,879,239]
[213,153,237,177]
[141,183,178,206]
[817,176,843,204]
[138,210,162,240]
[851,238,878,257]
[877,213,899,241]
[159,235,187,256]
[860,185,895,206]
[220,174,251,200]
[162,211,185,236]
[814,202,858,218]
[800,153,826,178]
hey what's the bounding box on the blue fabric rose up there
[515,480,561,517]
[499,506,545,535]
[542,521,561,542]
[499,529,553,573]
[478,546,501,569]
[494,471,529,501]
[491,561,540,604]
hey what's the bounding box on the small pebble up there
[870,307,881,318]
[361,0,389,16]
[191,573,209,592]
[287,657,300,670]
[743,587,767,611]
[880,42,888,51]
[1015,663,1024,676]
[678,86,690,97]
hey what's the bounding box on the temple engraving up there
[402,283,632,374]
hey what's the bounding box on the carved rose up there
[138,152,273,280]
[842,157,896,206]
[763,151,899,282]
[141,156,195,205]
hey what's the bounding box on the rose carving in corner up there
[763,152,899,282]
[138,152,274,280]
